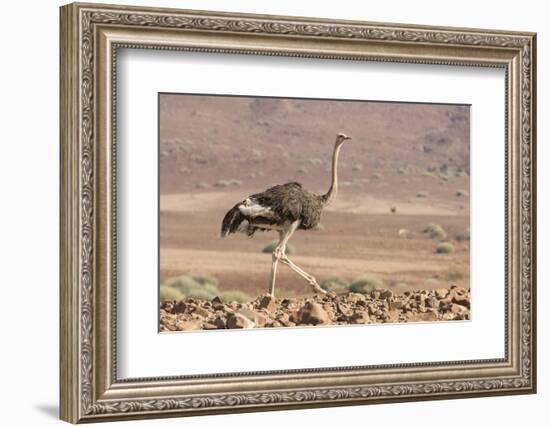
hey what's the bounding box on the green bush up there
[350,275,385,294]
[456,228,470,242]
[214,179,242,188]
[435,243,455,254]
[262,241,296,255]
[191,274,219,287]
[423,223,447,240]
[445,264,467,281]
[163,275,219,300]
[455,189,469,197]
[416,191,429,198]
[220,290,251,303]
[320,276,350,292]
[159,285,183,301]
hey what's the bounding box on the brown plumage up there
[221,182,324,238]
[220,133,352,296]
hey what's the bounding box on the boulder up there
[379,289,394,300]
[238,307,268,327]
[192,306,211,318]
[172,301,187,314]
[298,301,332,325]
[435,288,449,299]
[259,294,278,312]
[426,297,440,309]
[175,319,203,331]
[227,313,255,329]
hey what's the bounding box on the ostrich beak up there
[338,133,351,141]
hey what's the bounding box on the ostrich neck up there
[322,143,343,206]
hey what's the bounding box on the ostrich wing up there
[220,182,306,238]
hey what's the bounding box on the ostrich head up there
[335,133,352,145]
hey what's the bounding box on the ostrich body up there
[221,133,351,296]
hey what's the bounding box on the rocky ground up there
[159,286,470,332]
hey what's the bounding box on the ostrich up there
[220,133,352,296]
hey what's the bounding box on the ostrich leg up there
[279,256,326,294]
[268,230,284,296]
[275,221,327,295]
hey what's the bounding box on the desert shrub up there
[456,189,469,197]
[191,154,208,164]
[159,285,183,301]
[456,228,470,242]
[445,264,468,281]
[352,164,363,171]
[228,179,242,186]
[220,290,251,303]
[196,182,210,189]
[320,276,350,292]
[214,179,242,188]
[214,180,230,188]
[435,243,455,254]
[423,223,447,240]
[370,173,383,180]
[309,158,323,165]
[191,274,219,287]
[262,241,296,255]
[164,275,218,300]
[350,275,385,294]
[416,191,429,198]
[397,167,408,175]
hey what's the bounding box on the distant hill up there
[159,94,469,197]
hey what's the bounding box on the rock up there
[175,319,203,331]
[419,311,439,321]
[238,307,268,327]
[382,309,400,323]
[172,301,187,314]
[213,316,226,329]
[350,311,371,324]
[227,313,255,329]
[336,302,351,316]
[288,310,301,324]
[405,312,420,322]
[212,302,225,311]
[160,288,471,331]
[203,322,218,330]
[193,306,211,318]
[298,301,332,325]
[379,289,394,300]
[276,312,291,326]
[389,300,405,310]
[161,300,175,312]
[435,288,449,299]
[347,293,366,303]
[259,294,277,312]
[426,297,440,309]
[415,294,427,304]
[450,303,468,315]
[452,293,470,308]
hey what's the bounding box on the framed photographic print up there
[60,2,537,423]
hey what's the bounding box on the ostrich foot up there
[308,279,327,295]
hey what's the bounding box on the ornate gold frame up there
[60,2,537,423]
